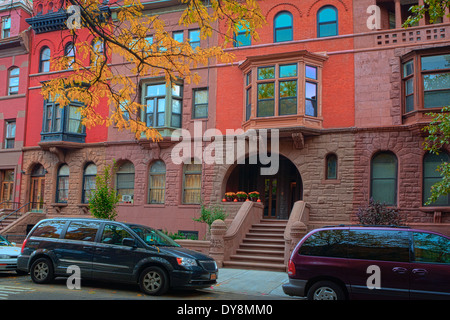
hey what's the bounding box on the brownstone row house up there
[0,0,449,270]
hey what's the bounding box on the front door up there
[30,176,45,210]
[263,178,277,218]
[1,170,14,208]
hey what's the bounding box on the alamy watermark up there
[170,122,280,175]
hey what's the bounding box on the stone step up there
[235,248,284,257]
[222,260,286,272]
[242,237,285,245]
[245,232,284,239]
[229,254,285,263]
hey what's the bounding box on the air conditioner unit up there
[122,195,132,202]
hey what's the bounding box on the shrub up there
[356,198,403,226]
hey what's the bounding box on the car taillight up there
[287,259,296,276]
[21,238,27,254]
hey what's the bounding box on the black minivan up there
[17,218,218,295]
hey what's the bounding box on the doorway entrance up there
[225,155,302,220]
[30,165,46,210]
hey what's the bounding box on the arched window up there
[116,161,135,202]
[8,67,19,95]
[317,6,338,37]
[39,47,51,73]
[370,152,397,206]
[82,163,97,203]
[148,161,166,204]
[56,164,70,203]
[182,162,202,204]
[423,152,450,206]
[274,11,293,42]
[326,153,338,179]
[65,42,75,69]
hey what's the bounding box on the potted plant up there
[235,191,248,202]
[224,192,236,202]
[248,191,260,201]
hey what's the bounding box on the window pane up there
[279,64,297,78]
[423,73,450,91]
[170,99,180,115]
[348,230,410,262]
[318,7,337,22]
[147,84,166,96]
[413,232,450,264]
[327,154,337,179]
[173,31,183,43]
[258,82,274,99]
[279,98,297,116]
[57,176,69,202]
[9,68,19,76]
[305,65,317,79]
[83,175,96,203]
[298,229,348,258]
[32,221,66,238]
[319,23,338,37]
[275,29,293,42]
[194,104,208,118]
[235,33,251,47]
[194,90,208,104]
[275,12,292,28]
[403,60,414,76]
[424,90,450,109]
[171,114,181,128]
[257,100,275,117]
[406,78,414,95]
[64,221,99,242]
[279,81,297,115]
[172,84,182,97]
[421,54,450,71]
[371,153,397,205]
[405,95,414,113]
[280,80,297,98]
[257,66,275,80]
[101,224,133,246]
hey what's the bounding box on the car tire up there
[139,266,169,296]
[307,281,346,300]
[30,257,54,284]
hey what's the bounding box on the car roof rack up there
[322,224,410,229]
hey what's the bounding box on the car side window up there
[348,230,410,262]
[298,229,348,258]
[413,232,450,264]
[31,221,66,239]
[101,224,133,246]
[64,221,100,242]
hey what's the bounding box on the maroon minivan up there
[282,226,450,300]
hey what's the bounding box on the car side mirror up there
[122,238,136,247]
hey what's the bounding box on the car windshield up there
[129,225,180,247]
[0,235,12,246]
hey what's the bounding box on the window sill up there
[243,114,323,131]
[403,107,449,125]
[117,202,134,206]
[321,179,340,184]
[144,204,165,208]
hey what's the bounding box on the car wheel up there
[139,266,169,296]
[307,281,346,300]
[30,257,54,284]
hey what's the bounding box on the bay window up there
[402,51,450,116]
[240,51,327,130]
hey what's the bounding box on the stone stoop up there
[223,219,287,272]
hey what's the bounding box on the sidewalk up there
[203,268,302,299]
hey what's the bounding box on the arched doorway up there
[29,164,46,210]
[225,154,302,219]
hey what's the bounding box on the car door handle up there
[412,268,428,276]
[392,267,408,274]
